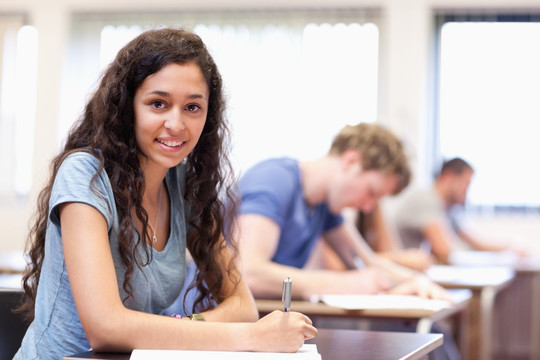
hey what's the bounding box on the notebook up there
[130,344,321,360]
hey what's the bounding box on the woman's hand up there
[250,310,318,352]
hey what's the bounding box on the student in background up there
[233,122,449,300]
[391,157,512,264]
[308,205,434,272]
[352,205,435,271]
[14,28,316,360]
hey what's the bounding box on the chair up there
[0,289,28,360]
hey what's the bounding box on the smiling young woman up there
[14,27,317,360]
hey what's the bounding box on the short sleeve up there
[323,211,344,231]
[49,152,115,231]
[411,191,444,227]
[394,188,445,228]
[238,159,298,229]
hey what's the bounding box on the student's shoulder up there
[399,186,433,202]
[58,150,102,176]
[241,157,299,187]
[61,150,100,166]
[244,157,299,177]
[238,158,301,217]
[396,187,443,220]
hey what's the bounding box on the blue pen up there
[282,277,292,312]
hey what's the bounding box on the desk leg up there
[455,299,469,360]
[416,318,432,334]
[531,272,540,360]
[480,286,496,360]
[463,291,481,360]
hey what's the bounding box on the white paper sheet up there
[313,294,452,311]
[130,344,321,360]
[426,264,514,285]
[448,250,519,267]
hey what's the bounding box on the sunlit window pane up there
[0,24,37,196]
[195,22,378,173]
[13,26,38,195]
[439,22,540,207]
[100,25,142,68]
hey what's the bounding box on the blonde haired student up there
[234,122,448,300]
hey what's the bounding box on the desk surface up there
[426,261,517,360]
[447,250,540,360]
[426,264,515,290]
[256,288,470,323]
[448,250,540,273]
[64,328,443,360]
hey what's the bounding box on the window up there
[62,11,380,175]
[0,21,38,197]
[436,15,540,209]
[195,21,379,173]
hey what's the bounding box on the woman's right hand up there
[251,310,318,353]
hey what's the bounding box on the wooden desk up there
[426,264,515,360]
[256,289,471,334]
[63,328,443,360]
[448,250,540,360]
[0,286,27,359]
[515,258,540,360]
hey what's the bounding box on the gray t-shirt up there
[391,187,447,249]
[15,152,188,360]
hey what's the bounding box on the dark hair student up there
[14,27,316,360]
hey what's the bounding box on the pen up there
[282,277,292,312]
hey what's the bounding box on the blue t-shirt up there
[15,152,188,360]
[238,158,343,268]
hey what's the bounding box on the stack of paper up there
[130,344,321,360]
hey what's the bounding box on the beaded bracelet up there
[169,313,183,319]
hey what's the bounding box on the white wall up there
[2,0,540,252]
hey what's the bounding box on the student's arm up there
[61,202,316,353]
[323,222,449,299]
[236,214,392,300]
[422,221,454,263]
[455,228,507,252]
[344,208,434,271]
[195,239,259,323]
[380,249,435,272]
[368,205,400,252]
[323,222,415,280]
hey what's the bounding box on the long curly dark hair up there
[18,27,239,321]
